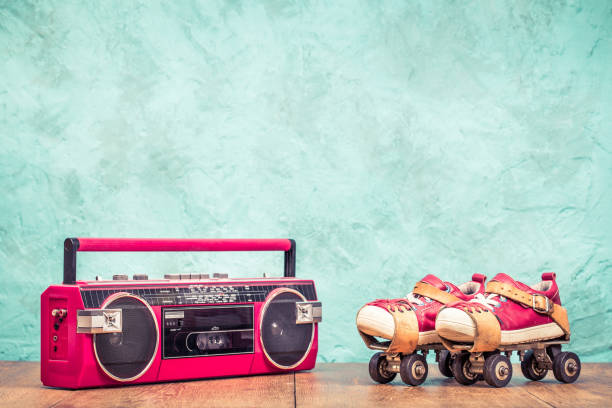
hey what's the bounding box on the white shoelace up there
[404,292,427,306]
[470,293,501,310]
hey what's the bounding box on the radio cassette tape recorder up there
[41,238,322,388]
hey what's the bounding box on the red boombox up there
[41,238,322,389]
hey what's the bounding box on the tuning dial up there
[213,273,229,279]
[113,274,128,280]
[133,274,148,280]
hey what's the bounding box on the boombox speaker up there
[41,238,322,388]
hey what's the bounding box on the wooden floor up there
[0,361,610,407]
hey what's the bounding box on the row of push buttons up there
[164,273,229,280]
[111,273,229,281]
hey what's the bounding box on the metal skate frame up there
[367,343,449,375]
[450,340,570,375]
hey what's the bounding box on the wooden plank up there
[1,361,610,407]
[0,362,294,408]
[295,363,612,408]
[0,361,66,407]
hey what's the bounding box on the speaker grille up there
[94,294,158,381]
[260,289,313,369]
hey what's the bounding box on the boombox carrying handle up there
[63,238,296,284]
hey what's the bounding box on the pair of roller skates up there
[356,272,581,387]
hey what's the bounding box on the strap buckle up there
[532,294,552,315]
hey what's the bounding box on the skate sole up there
[436,317,565,345]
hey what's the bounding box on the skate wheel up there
[368,352,396,384]
[552,351,581,383]
[400,353,428,386]
[483,354,512,387]
[451,352,478,385]
[437,350,454,378]
[520,350,548,381]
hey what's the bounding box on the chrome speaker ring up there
[93,292,158,382]
[259,288,314,370]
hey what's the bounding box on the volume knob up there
[133,274,149,280]
[112,274,128,280]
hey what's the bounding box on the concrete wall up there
[1,0,610,362]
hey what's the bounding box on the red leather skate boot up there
[356,274,487,385]
[436,273,569,348]
[435,273,579,387]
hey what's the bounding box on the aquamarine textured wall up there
[1,1,611,363]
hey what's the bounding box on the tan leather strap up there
[412,281,461,305]
[486,281,570,339]
[356,305,419,354]
[386,307,419,353]
[438,305,501,353]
